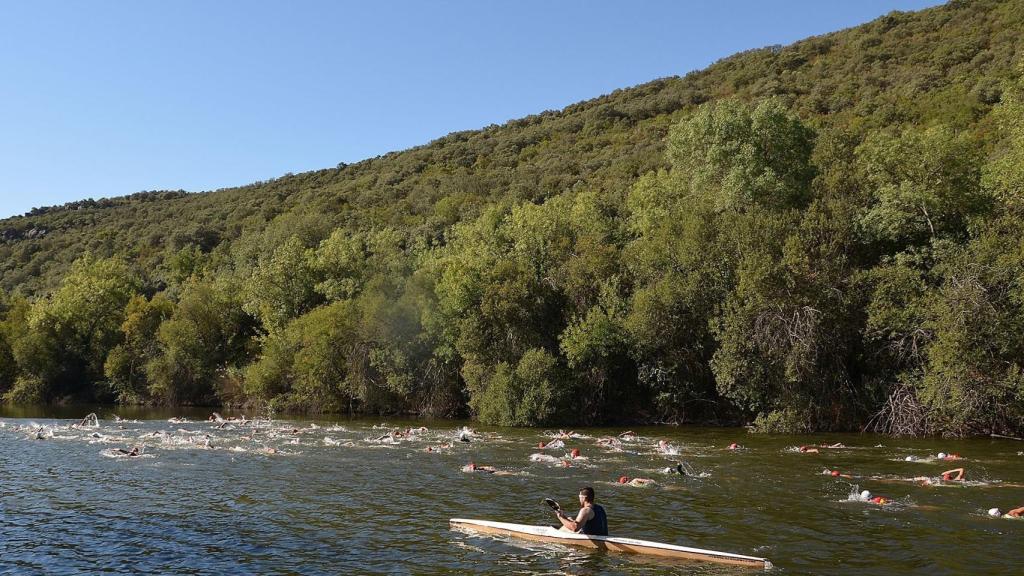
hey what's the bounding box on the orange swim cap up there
[571,448,580,458]
[618,476,629,484]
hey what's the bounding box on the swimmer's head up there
[988,508,1002,517]
[728,443,739,449]
[831,470,840,477]
[538,441,546,449]
[860,490,872,501]
[571,448,580,458]
[937,452,947,459]
[618,476,629,484]
[905,456,915,461]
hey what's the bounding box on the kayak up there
[449,518,771,570]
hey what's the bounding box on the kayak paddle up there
[543,497,568,518]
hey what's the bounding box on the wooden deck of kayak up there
[449,518,771,570]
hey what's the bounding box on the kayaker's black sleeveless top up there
[580,504,608,536]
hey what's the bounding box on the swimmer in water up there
[462,462,513,475]
[662,463,686,475]
[617,476,656,487]
[936,452,962,461]
[941,468,965,482]
[656,440,680,455]
[799,445,820,453]
[115,446,141,457]
[859,490,892,505]
[823,469,853,479]
[728,442,742,450]
[569,448,581,459]
[988,506,1024,518]
[462,462,496,473]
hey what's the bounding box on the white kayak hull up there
[450,518,771,570]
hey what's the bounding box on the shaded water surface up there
[1,406,1021,575]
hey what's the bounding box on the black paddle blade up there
[543,498,561,511]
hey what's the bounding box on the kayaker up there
[555,486,608,535]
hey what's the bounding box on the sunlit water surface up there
[1,405,1021,575]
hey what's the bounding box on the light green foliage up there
[147,277,255,405]
[245,301,358,412]
[473,348,562,426]
[983,68,1024,213]
[104,293,174,403]
[16,256,140,400]
[243,235,322,333]
[857,125,986,244]
[667,98,815,212]
[314,229,368,301]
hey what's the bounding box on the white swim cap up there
[988,508,1002,517]
[937,452,947,459]
[904,455,914,461]
[860,490,872,501]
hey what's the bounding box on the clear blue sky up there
[0,0,943,219]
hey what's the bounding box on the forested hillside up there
[2,0,1023,436]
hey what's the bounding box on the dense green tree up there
[242,235,322,333]
[147,277,256,404]
[11,256,140,401]
[856,125,987,246]
[666,98,816,212]
[104,293,174,403]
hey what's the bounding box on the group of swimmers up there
[807,447,1024,517]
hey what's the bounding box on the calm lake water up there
[1,405,1021,575]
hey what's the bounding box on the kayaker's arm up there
[557,507,593,532]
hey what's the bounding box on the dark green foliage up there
[1,0,1024,435]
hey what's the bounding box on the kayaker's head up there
[579,486,595,505]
